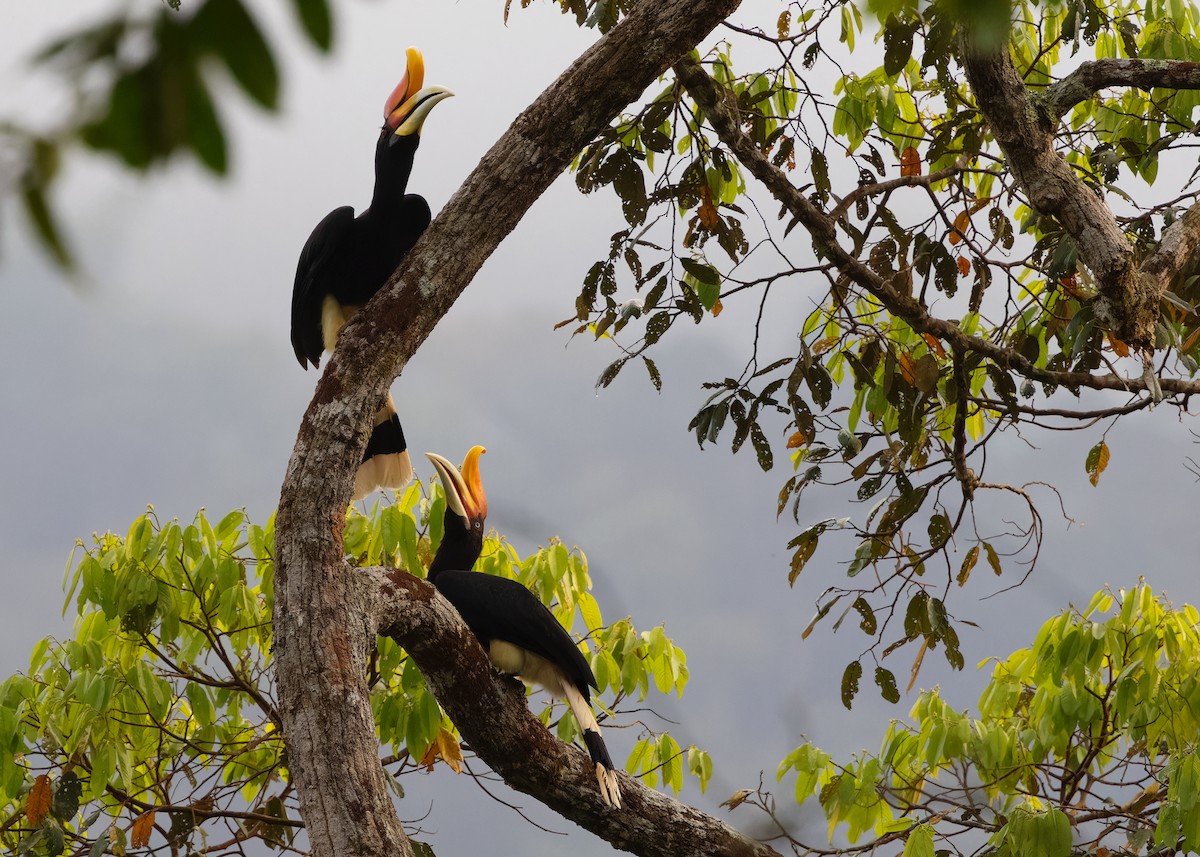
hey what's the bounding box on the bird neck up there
[370,133,420,216]
[427,515,482,583]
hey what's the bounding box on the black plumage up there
[426,447,623,809]
[290,47,451,500]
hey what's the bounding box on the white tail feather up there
[353,451,413,500]
[563,683,622,809]
[352,392,412,501]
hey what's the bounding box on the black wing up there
[434,570,597,696]
[290,205,355,369]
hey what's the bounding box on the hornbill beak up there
[384,47,453,140]
[427,446,487,523]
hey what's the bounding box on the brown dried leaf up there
[956,255,971,277]
[898,351,917,386]
[698,184,719,229]
[27,774,51,826]
[721,788,755,810]
[899,146,921,177]
[131,810,156,849]
[949,210,970,245]
[907,638,929,693]
[776,10,791,39]
[711,297,723,317]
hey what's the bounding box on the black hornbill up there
[425,447,623,809]
[290,47,452,500]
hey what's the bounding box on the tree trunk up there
[273,2,753,857]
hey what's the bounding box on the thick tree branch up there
[274,3,743,857]
[1141,202,1200,303]
[357,567,783,857]
[1041,58,1200,121]
[672,56,1200,398]
[958,36,1152,345]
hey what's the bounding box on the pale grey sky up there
[2,2,1199,855]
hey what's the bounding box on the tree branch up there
[1041,58,1200,121]
[360,567,783,857]
[274,3,743,857]
[672,55,1200,398]
[957,36,1152,345]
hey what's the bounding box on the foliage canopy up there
[4,490,701,856]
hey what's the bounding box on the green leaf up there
[291,0,333,51]
[681,257,720,286]
[840,660,862,709]
[903,822,934,857]
[875,666,900,704]
[957,545,979,586]
[852,597,876,634]
[927,513,951,549]
[642,356,662,392]
[787,526,821,585]
[596,358,628,389]
[20,169,72,270]
[749,423,773,471]
[983,540,1001,576]
[882,15,916,77]
[193,0,280,110]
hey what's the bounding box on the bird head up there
[383,47,453,142]
[427,445,488,550]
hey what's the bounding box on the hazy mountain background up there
[2,2,1197,853]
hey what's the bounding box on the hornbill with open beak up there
[425,447,623,809]
[290,47,452,500]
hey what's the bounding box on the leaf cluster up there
[0,489,707,856]
[556,0,1200,685]
[771,584,1200,856]
[3,0,333,268]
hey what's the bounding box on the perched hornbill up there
[290,47,452,500]
[426,447,623,809]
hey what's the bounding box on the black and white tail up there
[564,682,622,808]
[353,392,413,500]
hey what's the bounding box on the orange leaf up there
[949,211,970,245]
[786,431,809,449]
[421,729,464,774]
[921,334,947,359]
[1106,334,1129,358]
[698,184,719,230]
[711,298,723,317]
[26,775,50,826]
[899,146,921,177]
[131,810,156,849]
[898,352,917,386]
[956,255,971,277]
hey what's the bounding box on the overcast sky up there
[2,2,1199,854]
